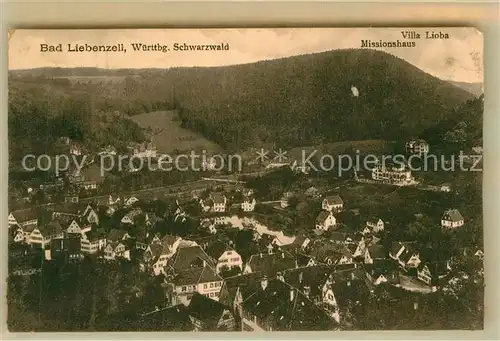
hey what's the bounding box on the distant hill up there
[9,48,476,153]
[446,80,483,97]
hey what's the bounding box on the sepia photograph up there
[7,27,484,332]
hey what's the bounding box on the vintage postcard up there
[7,28,483,332]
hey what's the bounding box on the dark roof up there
[309,240,353,265]
[38,220,63,236]
[323,195,344,206]
[167,245,216,272]
[367,244,386,260]
[316,211,331,224]
[187,292,232,328]
[242,278,338,331]
[10,208,38,223]
[173,265,221,286]
[160,234,180,248]
[442,209,464,222]
[140,305,194,331]
[246,252,296,277]
[283,265,336,299]
[219,272,263,307]
[107,228,127,242]
[84,229,106,242]
[50,203,87,216]
[390,241,416,257]
[205,240,231,260]
[50,236,81,255]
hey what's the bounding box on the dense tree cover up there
[8,92,146,161]
[7,256,165,332]
[421,95,483,150]
[9,49,476,155]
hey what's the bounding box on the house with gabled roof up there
[237,277,339,331]
[8,208,38,228]
[315,211,336,231]
[166,264,224,306]
[405,138,430,155]
[365,217,385,233]
[28,220,64,248]
[200,192,227,213]
[121,208,147,225]
[363,244,386,264]
[205,240,243,274]
[81,229,107,254]
[309,240,354,266]
[441,209,464,229]
[143,235,184,276]
[165,245,217,274]
[322,195,344,213]
[389,241,421,269]
[104,241,130,261]
[187,292,236,331]
[241,196,257,212]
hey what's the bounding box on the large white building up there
[371,160,416,186]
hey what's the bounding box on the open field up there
[128,110,222,154]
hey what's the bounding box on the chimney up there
[299,272,303,284]
[289,288,295,302]
[260,252,263,258]
[281,252,285,259]
[260,276,268,291]
[413,302,418,310]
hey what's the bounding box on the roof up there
[442,209,464,222]
[283,265,336,299]
[323,195,344,206]
[167,245,216,272]
[49,203,87,216]
[367,244,386,260]
[309,240,353,265]
[205,240,232,260]
[316,211,331,224]
[209,192,226,204]
[219,272,263,306]
[10,208,38,223]
[160,234,181,248]
[246,252,296,277]
[173,265,221,286]
[84,229,106,242]
[390,241,415,257]
[50,236,81,254]
[38,220,63,236]
[107,228,127,242]
[187,292,231,328]
[241,278,338,331]
[140,305,193,331]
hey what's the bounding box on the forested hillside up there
[9,48,478,156]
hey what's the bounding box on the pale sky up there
[8,27,483,83]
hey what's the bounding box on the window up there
[192,285,197,290]
[210,292,214,297]
[204,284,208,289]
[210,283,214,288]
[182,286,186,292]
[328,294,333,300]
[227,251,232,255]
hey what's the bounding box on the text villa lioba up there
[39,42,231,53]
[360,31,451,48]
